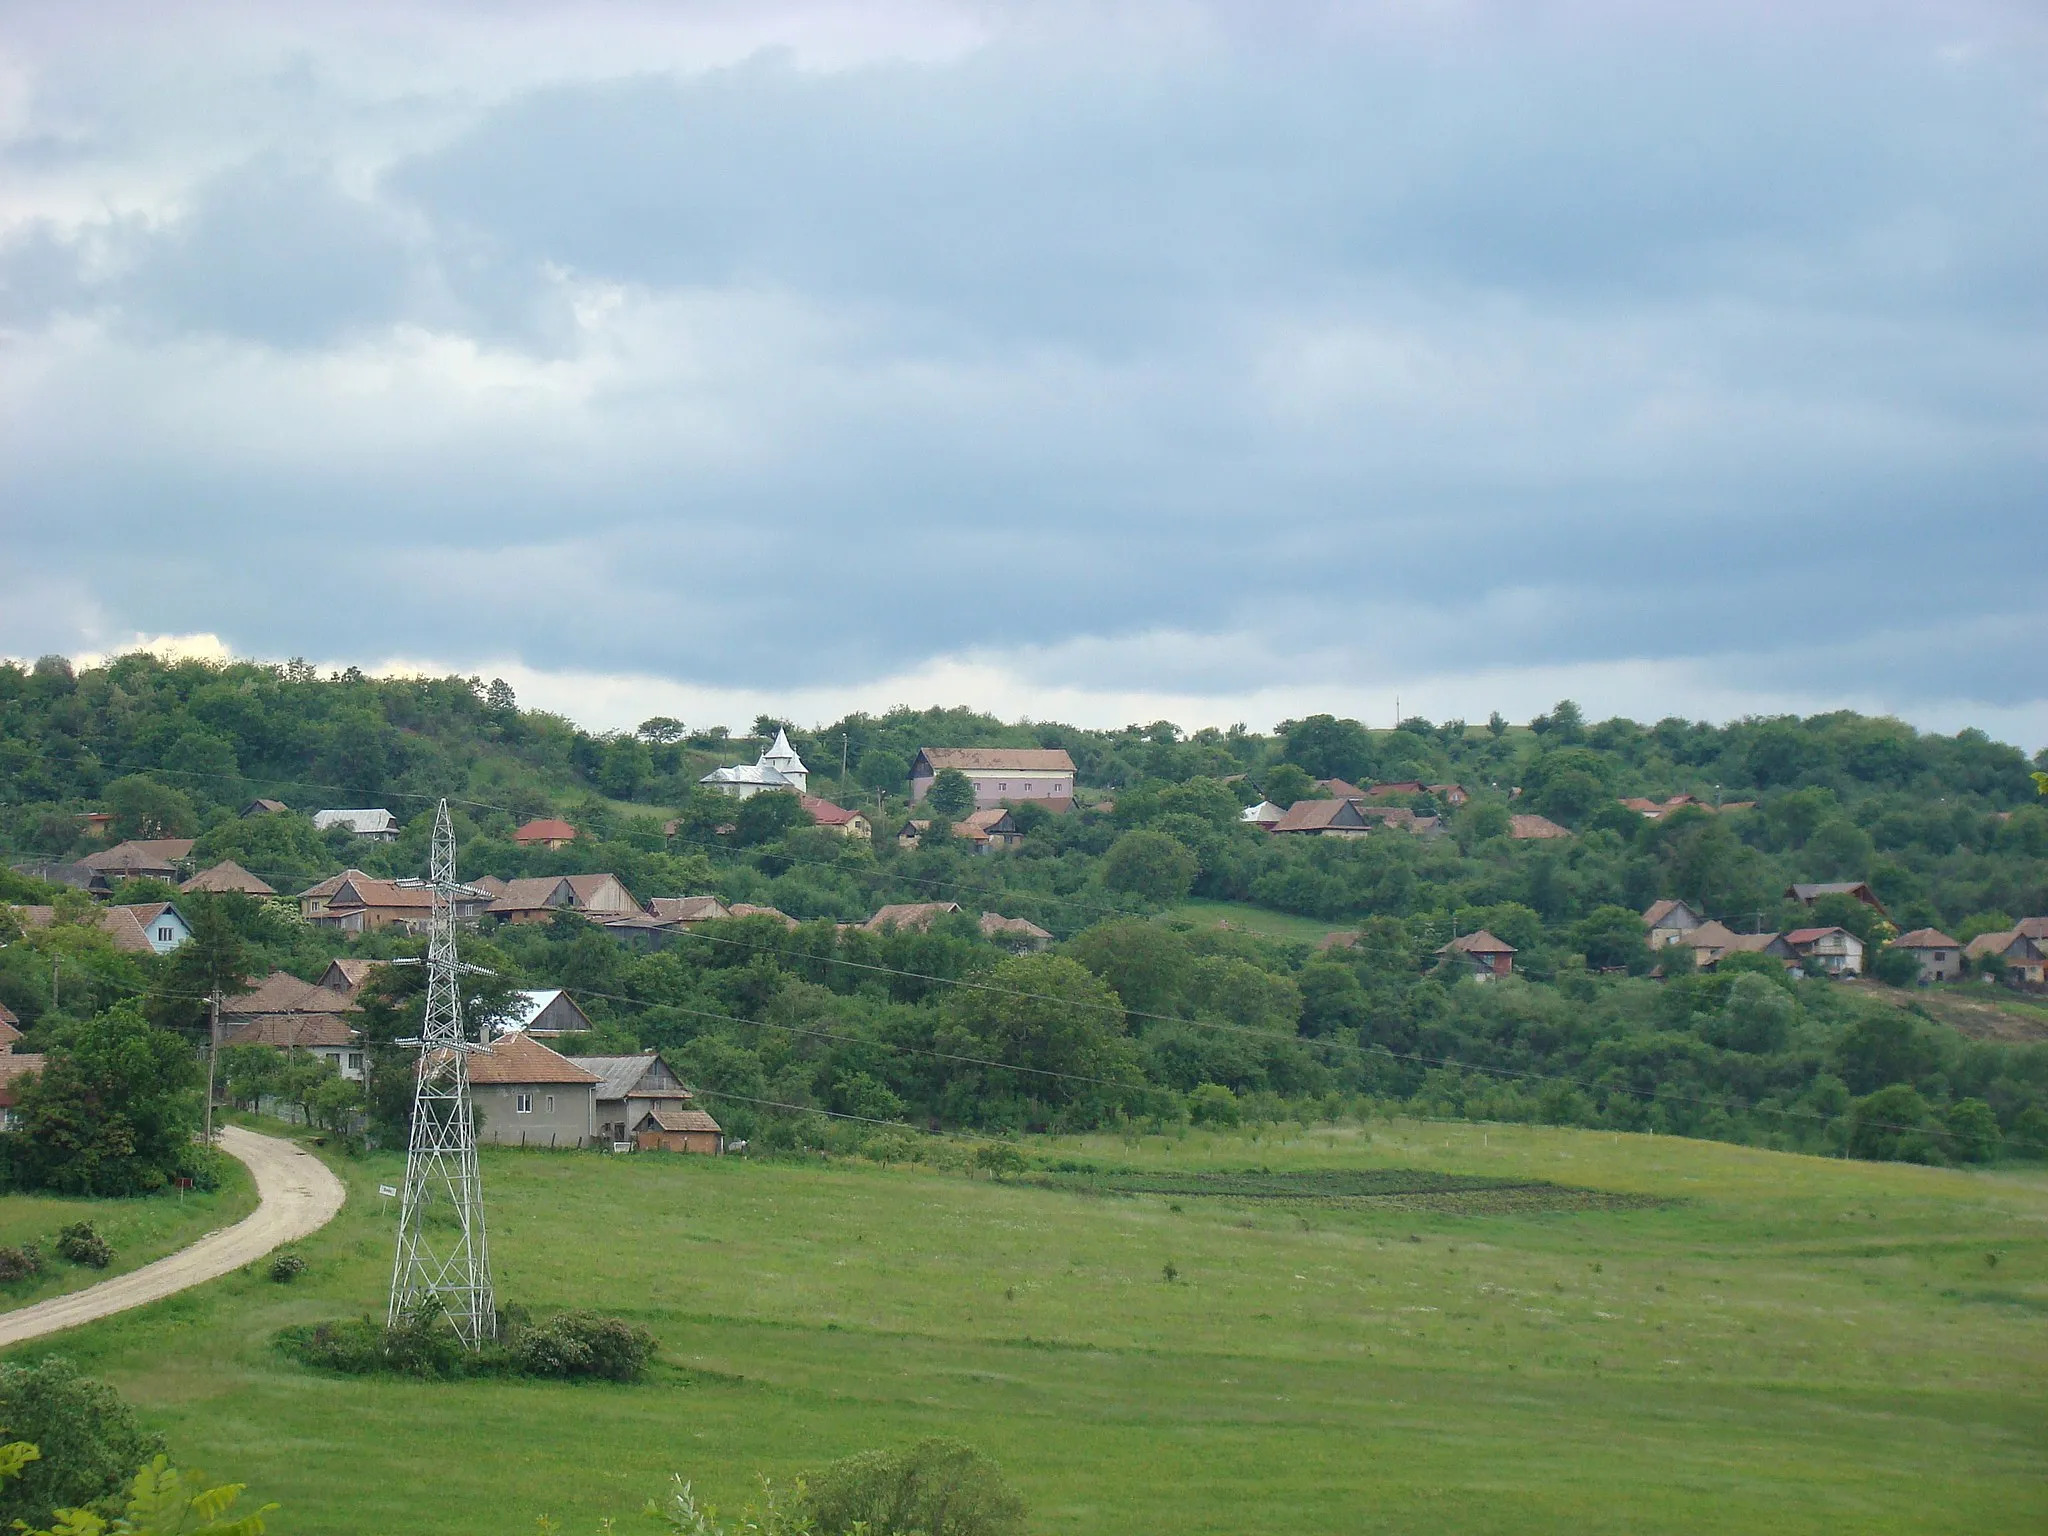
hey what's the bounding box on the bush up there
[0,1357,165,1528]
[807,1438,1026,1536]
[269,1251,307,1283]
[1846,1084,1944,1163]
[1867,945,1924,988]
[1187,1082,1240,1127]
[277,1306,654,1382]
[53,1223,111,1269]
[507,1311,656,1382]
[0,1245,43,1282]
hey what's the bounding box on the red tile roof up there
[0,1053,47,1105]
[513,818,578,845]
[637,1107,724,1134]
[915,747,1075,773]
[1508,814,1572,840]
[800,796,862,827]
[466,1033,601,1086]
[1439,929,1516,955]
[1271,799,1372,833]
[224,1014,358,1049]
[1891,928,1960,949]
[864,902,962,932]
[180,860,277,896]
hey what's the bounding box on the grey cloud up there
[0,6,2043,731]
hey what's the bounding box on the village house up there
[701,728,809,799]
[465,1034,598,1148]
[896,807,1022,853]
[568,1052,702,1146]
[316,957,381,997]
[1889,928,1963,984]
[241,798,290,817]
[1363,781,1470,807]
[1620,794,1757,820]
[801,797,872,839]
[1508,814,1572,840]
[1352,805,1444,837]
[500,988,596,1037]
[297,871,437,934]
[1642,899,1709,948]
[1239,800,1286,828]
[645,896,730,927]
[1786,881,1890,920]
[180,860,276,896]
[1438,930,1516,980]
[220,970,364,1081]
[1669,921,1792,971]
[864,901,964,933]
[725,903,799,927]
[0,1007,45,1132]
[74,812,114,840]
[1270,799,1374,837]
[10,902,191,956]
[1784,926,1865,978]
[980,912,1054,950]
[633,1107,727,1155]
[487,873,639,924]
[312,809,401,840]
[78,838,196,882]
[908,747,1075,811]
[513,818,578,850]
[1965,927,2047,987]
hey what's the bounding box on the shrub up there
[1187,1082,1240,1127]
[0,1357,165,1528]
[0,1245,43,1282]
[509,1311,656,1382]
[807,1438,1026,1536]
[1867,945,1924,988]
[269,1251,307,1283]
[53,1223,112,1269]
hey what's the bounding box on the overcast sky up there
[2,2,2042,743]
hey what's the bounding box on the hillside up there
[27,1119,2048,1534]
[3,650,2047,1173]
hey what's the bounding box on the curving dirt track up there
[0,1125,347,1349]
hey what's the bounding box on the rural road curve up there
[0,1125,347,1349]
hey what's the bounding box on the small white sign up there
[377,1185,399,1198]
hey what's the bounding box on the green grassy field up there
[1166,897,1350,945]
[7,1120,2045,1534]
[0,1157,256,1310]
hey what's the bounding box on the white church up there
[699,727,810,799]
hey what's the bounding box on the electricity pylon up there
[387,799,496,1346]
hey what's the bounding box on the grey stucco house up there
[467,1033,598,1148]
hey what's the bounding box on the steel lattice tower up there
[387,799,496,1346]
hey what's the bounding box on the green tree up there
[1,1005,203,1195]
[734,791,806,847]
[598,736,653,799]
[926,769,977,819]
[937,955,1137,1113]
[1259,763,1319,807]
[1846,1083,1941,1163]
[1699,973,1798,1054]
[1832,1009,1939,1095]
[144,894,252,1036]
[1866,943,1923,988]
[1570,906,1651,972]
[103,777,197,841]
[1945,1098,2001,1163]
[0,1357,164,1528]
[1280,715,1375,783]
[1298,962,1369,1036]
[1064,920,1193,1022]
[1100,830,1198,904]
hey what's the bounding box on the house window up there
[347,1053,363,1070]
[516,1093,533,1114]
[545,1095,556,1114]
[158,927,174,942]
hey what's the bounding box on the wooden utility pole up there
[50,956,59,1014]
[204,989,221,1145]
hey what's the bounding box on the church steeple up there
[757,726,808,793]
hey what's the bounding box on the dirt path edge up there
[0,1125,348,1349]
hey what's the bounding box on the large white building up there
[701,727,810,799]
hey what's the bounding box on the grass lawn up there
[0,1155,257,1311]
[9,1119,2046,1534]
[1166,897,1351,946]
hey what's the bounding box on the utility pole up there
[841,733,849,788]
[50,956,59,1014]
[204,989,221,1145]
[388,799,497,1348]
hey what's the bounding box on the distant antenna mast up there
[388,800,496,1347]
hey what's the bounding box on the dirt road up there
[0,1125,347,1349]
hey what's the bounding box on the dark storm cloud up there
[0,4,2043,731]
